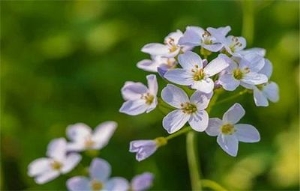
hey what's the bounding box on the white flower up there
[119,74,158,115]
[137,55,177,73]
[28,138,81,184]
[164,51,229,93]
[161,84,210,134]
[66,121,117,152]
[130,172,154,191]
[66,158,129,191]
[205,103,260,156]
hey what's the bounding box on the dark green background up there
[1,1,299,190]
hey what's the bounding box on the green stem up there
[201,179,227,191]
[186,131,202,191]
[165,126,191,141]
[242,0,255,46]
[214,89,248,106]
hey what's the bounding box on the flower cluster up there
[28,121,153,191]
[120,25,279,158]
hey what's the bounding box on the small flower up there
[129,137,167,161]
[66,158,129,191]
[205,103,260,156]
[66,121,117,152]
[161,84,210,134]
[119,74,158,116]
[218,55,268,91]
[137,55,177,73]
[141,30,191,58]
[130,172,154,191]
[164,51,228,94]
[28,138,81,184]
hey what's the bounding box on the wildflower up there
[161,84,210,134]
[28,138,81,184]
[130,172,154,191]
[66,158,128,191]
[129,137,167,161]
[137,55,177,73]
[164,51,228,93]
[66,121,117,152]
[119,74,158,116]
[141,30,191,58]
[205,103,260,156]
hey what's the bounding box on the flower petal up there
[141,43,169,55]
[105,177,129,191]
[131,172,154,191]
[190,91,209,110]
[35,170,60,184]
[219,74,240,91]
[92,121,117,150]
[61,153,81,174]
[129,140,157,161]
[204,56,229,76]
[235,124,260,143]
[28,158,51,177]
[253,87,269,107]
[263,82,279,102]
[164,69,193,86]
[223,103,245,124]
[178,51,203,69]
[242,72,268,85]
[178,26,204,46]
[119,100,148,116]
[121,82,148,100]
[66,123,92,142]
[66,177,90,191]
[147,74,158,96]
[191,78,214,93]
[259,59,273,78]
[89,158,111,182]
[46,138,67,161]
[217,134,239,157]
[189,110,209,132]
[137,59,158,72]
[161,84,189,108]
[163,110,190,134]
[206,118,222,136]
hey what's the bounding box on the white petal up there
[242,72,268,85]
[178,26,203,46]
[259,59,273,78]
[92,121,117,150]
[178,51,203,69]
[121,82,147,100]
[217,134,239,157]
[190,91,209,110]
[164,69,193,86]
[189,110,209,132]
[191,78,214,93]
[28,158,51,177]
[105,177,129,191]
[263,82,279,102]
[119,100,148,116]
[66,177,90,191]
[137,59,159,72]
[141,43,170,55]
[66,142,85,152]
[66,123,92,142]
[161,84,189,108]
[61,153,81,174]
[235,124,260,143]
[223,103,245,124]
[253,88,269,107]
[35,170,60,184]
[219,74,240,91]
[89,158,111,182]
[206,118,222,136]
[147,74,158,96]
[163,110,190,134]
[46,138,67,161]
[204,56,229,76]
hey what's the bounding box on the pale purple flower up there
[205,103,260,156]
[179,26,231,52]
[141,30,191,58]
[218,55,268,91]
[130,172,154,191]
[164,51,229,93]
[28,138,81,184]
[119,74,158,115]
[130,139,161,161]
[137,55,177,73]
[161,84,210,134]
[66,121,117,152]
[66,158,129,191]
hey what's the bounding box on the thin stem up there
[165,126,191,141]
[186,131,202,191]
[214,89,248,106]
[242,0,255,46]
[201,179,228,191]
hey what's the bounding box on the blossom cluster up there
[28,122,153,191]
[120,25,279,159]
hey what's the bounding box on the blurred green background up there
[1,1,299,190]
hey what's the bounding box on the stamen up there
[181,102,197,114]
[90,180,103,191]
[220,124,235,135]
[50,160,63,171]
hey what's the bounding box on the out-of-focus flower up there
[66,121,117,152]
[130,172,154,191]
[66,158,129,191]
[205,103,260,156]
[164,51,228,93]
[161,84,210,134]
[28,138,81,184]
[120,74,158,116]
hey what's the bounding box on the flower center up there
[233,67,249,80]
[202,31,212,45]
[220,123,235,135]
[229,36,243,52]
[90,180,103,191]
[84,136,95,148]
[191,66,205,81]
[181,102,197,114]
[165,37,178,53]
[50,160,63,171]
[142,93,154,105]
